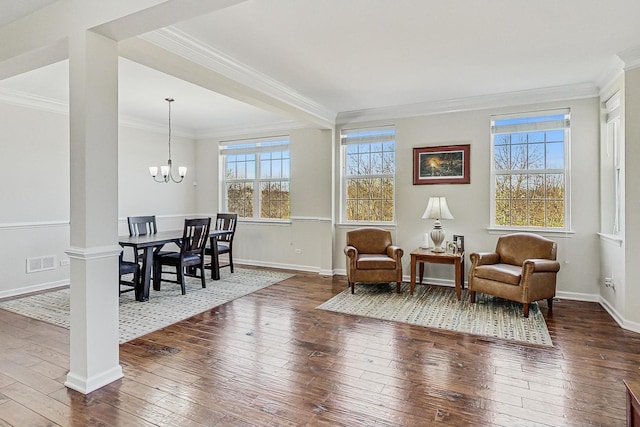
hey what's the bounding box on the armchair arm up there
[344,245,358,271]
[469,252,500,267]
[523,258,561,274]
[344,245,358,259]
[387,245,403,261]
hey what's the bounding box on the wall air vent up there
[26,255,56,273]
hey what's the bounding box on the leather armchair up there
[468,232,560,317]
[344,227,404,294]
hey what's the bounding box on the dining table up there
[119,229,233,301]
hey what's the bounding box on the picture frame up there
[413,144,470,185]
[453,235,465,252]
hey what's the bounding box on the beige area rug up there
[317,283,552,347]
[0,268,293,344]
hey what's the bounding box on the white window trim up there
[605,91,623,236]
[340,125,396,224]
[219,136,290,221]
[489,109,572,232]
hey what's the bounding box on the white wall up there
[598,67,640,332]
[624,67,640,327]
[195,127,334,274]
[0,103,197,296]
[598,75,626,323]
[333,97,602,300]
[117,125,198,235]
[0,104,70,297]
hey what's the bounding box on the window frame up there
[604,92,622,236]
[489,109,572,232]
[220,136,291,221]
[340,125,396,224]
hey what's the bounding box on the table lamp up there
[422,196,454,252]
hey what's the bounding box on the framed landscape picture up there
[413,144,470,185]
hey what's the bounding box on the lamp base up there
[430,224,446,253]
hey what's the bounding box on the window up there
[341,126,395,222]
[604,92,622,235]
[220,137,290,219]
[490,110,570,229]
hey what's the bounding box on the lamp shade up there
[422,196,454,220]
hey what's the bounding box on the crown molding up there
[139,27,336,127]
[618,45,640,71]
[118,115,195,139]
[194,120,306,140]
[337,82,599,125]
[0,88,198,138]
[0,87,67,114]
[595,55,625,96]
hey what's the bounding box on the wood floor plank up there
[0,400,55,427]
[0,269,637,426]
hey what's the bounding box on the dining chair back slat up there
[128,215,158,236]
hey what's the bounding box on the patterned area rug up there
[0,268,293,344]
[317,283,552,347]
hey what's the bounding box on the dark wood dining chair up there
[153,217,211,295]
[119,251,140,295]
[205,212,238,276]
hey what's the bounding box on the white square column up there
[64,30,123,394]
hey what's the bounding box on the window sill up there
[337,222,397,229]
[597,232,623,246]
[238,218,292,226]
[487,227,575,238]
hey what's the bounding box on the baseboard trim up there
[599,296,640,334]
[65,365,124,395]
[555,290,600,302]
[0,279,69,300]
[236,258,327,275]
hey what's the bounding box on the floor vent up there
[26,255,56,273]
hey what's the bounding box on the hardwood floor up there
[0,270,638,426]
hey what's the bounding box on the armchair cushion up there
[357,254,398,270]
[473,263,521,285]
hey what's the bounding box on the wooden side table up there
[626,379,640,426]
[409,248,465,300]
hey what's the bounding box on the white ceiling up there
[1,0,640,135]
[0,0,56,26]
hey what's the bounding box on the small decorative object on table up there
[453,235,464,252]
[446,241,458,254]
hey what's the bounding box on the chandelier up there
[149,98,187,183]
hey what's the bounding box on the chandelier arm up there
[169,173,184,183]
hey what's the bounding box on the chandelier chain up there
[166,97,173,162]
